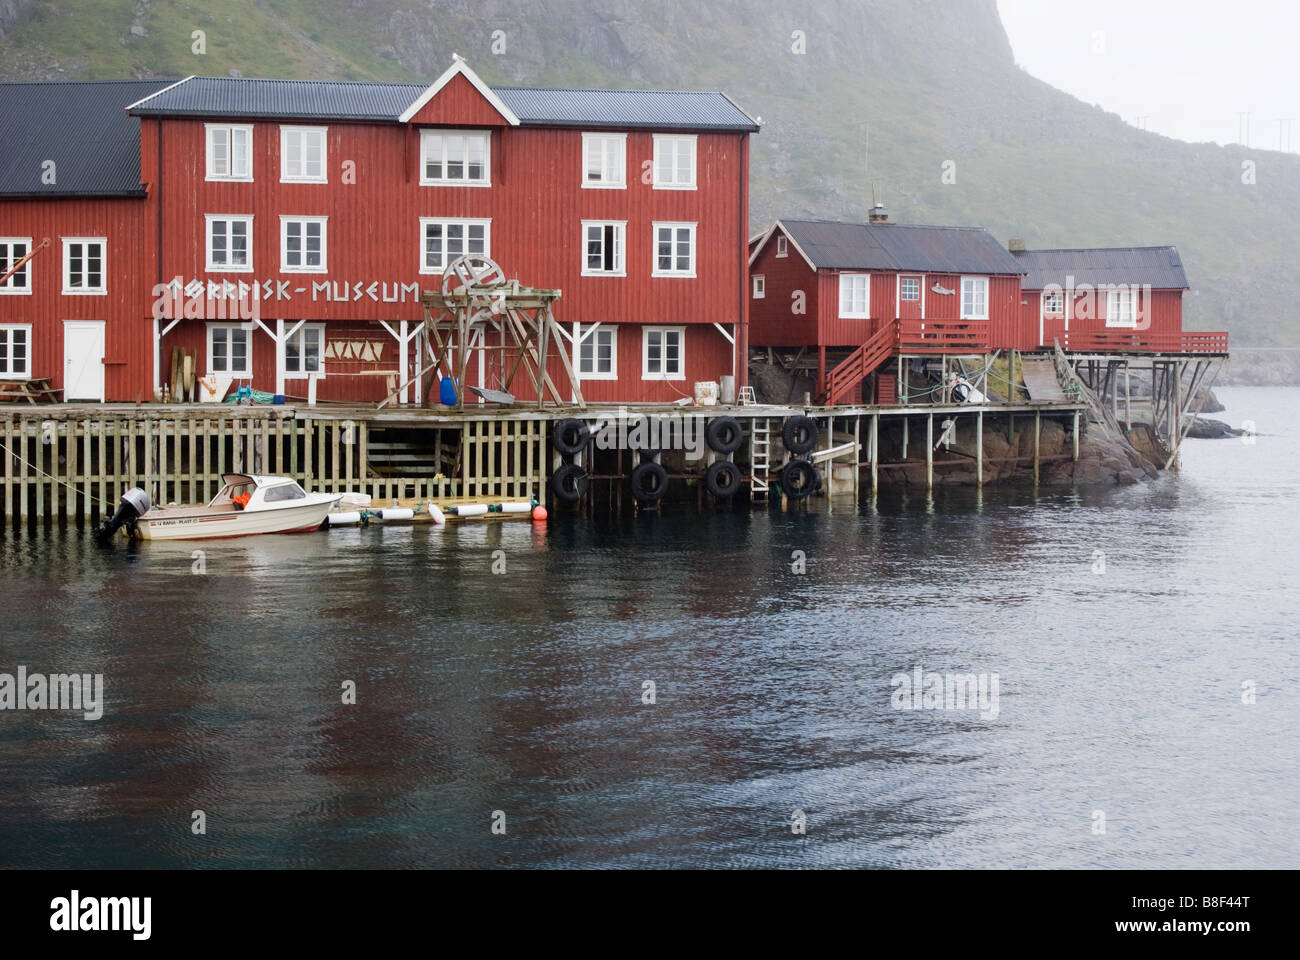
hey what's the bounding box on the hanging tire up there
[705,460,742,498]
[781,460,820,500]
[783,415,818,454]
[705,415,743,454]
[629,461,669,503]
[553,418,590,455]
[550,463,588,502]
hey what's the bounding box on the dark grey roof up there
[496,87,757,131]
[777,219,1026,275]
[1013,247,1189,290]
[129,77,423,122]
[0,79,171,197]
[127,76,759,131]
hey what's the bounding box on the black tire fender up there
[550,463,589,502]
[782,415,818,454]
[553,418,590,455]
[780,460,820,500]
[705,415,743,454]
[629,461,669,503]
[705,460,742,498]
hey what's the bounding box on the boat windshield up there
[210,481,254,507]
[263,482,307,502]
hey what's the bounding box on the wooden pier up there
[1,399,1088,525]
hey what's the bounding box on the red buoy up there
[532,505,548,521]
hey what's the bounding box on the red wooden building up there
[1011,245,1222,353]
[0,80,171,401]
[748,214,1030,403]
[1,61,758,404]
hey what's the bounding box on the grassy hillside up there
[2,0,1297,366]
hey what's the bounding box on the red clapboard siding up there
[146,117,748,403]
[0,196,155,400]
[747,235,818,346]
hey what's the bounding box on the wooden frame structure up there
[381,255,585,411]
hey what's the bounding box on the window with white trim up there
[582,133,626,188]
[776,235,788,258]
[206,124,252,180]
[207,324,251,377]
[1106,286,1138,328]
[0,324,30,377]
[284,323,325,377]
[652,135,696,189]
[642,326,684,380]
[281,216,327,273]
[838,273,870,318]
[1043,290,1064,314]
[63,238,106,294]
[206,216,253,272]
[900,277,921,302]
[582,221,625,276]
[652,222,696,277]
[577,325,617,380]
[420,218,490,274]
[960,276,989,319]
[752,274,765,298]
[280,126,327,183]
[0,238,32,293]
[420,130,490,186]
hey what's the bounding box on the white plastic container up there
[498,501,533,514]
[427,504,446,525]
[328,511,362,526]
[453,504,489,517]
[694,381,719,406]
[377,508,414,521]
[720,375,736,405]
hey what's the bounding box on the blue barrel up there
[439,377,458,406]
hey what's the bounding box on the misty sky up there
[997,0,1299,151]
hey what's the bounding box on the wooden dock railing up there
[821,322,898,406]
[1061,330,1229,354]
[897,320,990,354]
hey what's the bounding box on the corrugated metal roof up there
[779,219,1027,275]
[127,77,759,131]
[0,79,171,197]
[496,87,757,131]
[1013,247,1188,290]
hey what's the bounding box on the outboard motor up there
[96,487,151,543]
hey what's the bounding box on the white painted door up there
[63,321,105,401]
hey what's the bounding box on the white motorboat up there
[104,474,341,541]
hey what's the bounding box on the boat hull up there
[135,496,339,540]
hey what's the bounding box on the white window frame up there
[576,324,618,381]
[1106,286,1139,328]
[419,217,491,275]
[205,123,253,181]
[282,322,327,379]
[752,274,766,299]
[642,325,685,381]
[419,129,491,187]
[900,276,921,302]
[62,238,107,295]
[1043,290,1064,314]
[838,272,870,318]
[0,324,32,378]
[205,215,254,273]
[581,220,626,277]
[652,222,696,278]
[960,275,989,320]
[776,235,788,258]
[280,126,328,184]
[652,134,697,190]
[581,132,627,189]
[206,322,253,378]
[0,238,33,294]
[280,216,328,274]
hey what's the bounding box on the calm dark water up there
[1,387,1297,869]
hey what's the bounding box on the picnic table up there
[0,378,62,404]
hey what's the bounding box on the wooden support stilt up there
[976,411,983,487]
[1072,410,1080,461]
[1034,410,1041,487]
[871,413,879,492]
[926,413,933,490]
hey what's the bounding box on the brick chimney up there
[1008,237,1026,252]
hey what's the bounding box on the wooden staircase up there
[820,322,898,405]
